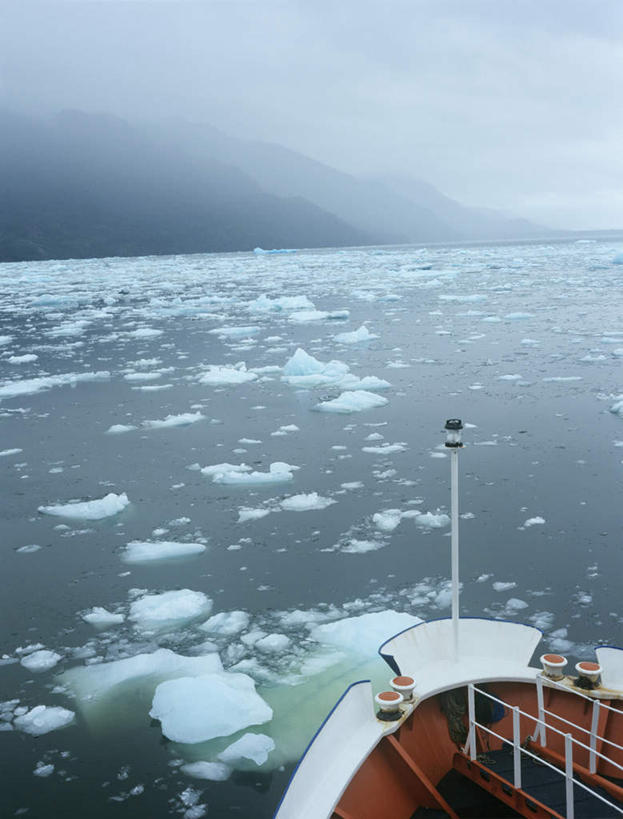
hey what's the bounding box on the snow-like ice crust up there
[122,541,206,563]
[38,492,130,520]
[149,672,272,744]
[129,590,212,631]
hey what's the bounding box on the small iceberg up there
[334,325,378,344]
[38,492,130,520]
[121,541,206,563]
[316,391,388,413]
[211,462,299,486]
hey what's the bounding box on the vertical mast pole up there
[444,419,463,662]
[451,445,459,660]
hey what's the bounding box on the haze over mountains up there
[1,109,554,264]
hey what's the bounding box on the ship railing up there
[464,683,623,819]
[535,673,623,773]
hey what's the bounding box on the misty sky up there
[2,0,622,230]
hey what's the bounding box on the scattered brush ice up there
[415,511,450,528]
[0,448,23,457]
[198,363,257,386]
[247,294,314,313]
[311,611,421,655]
[316,391,388,414]
[334,325,378,344]
[122,541,206,563]
[38,492,129,520]
[280,493,335,512]
[200,611,250,636]
[340,539,385,554]
[33,762,55,777]
[129,590,211,631]
[14,706,75,736]
[289,309,349,323]
[106,424,136,434]
[212,462,299,486]
[503,598,529,615]
[149,672,272,743]
[8,354,38,364]
[0,370,109,400]
[128,328,163,338]
[82,607,125,627]
[256,634,291,652]
[373,510,403,532]
[493,581,517,592]
[362,442,407,454]
[62,649,222,703]
[181,761,231,781]
[218,733,275,766]
[20,650,62,672]
[530,611,555,631]
[143,412,205,429]
[524,516,545,527]
[238,508,271,523]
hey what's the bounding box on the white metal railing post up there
[536,674,546,747]
[467,684,476,760]
[450,446,459,661]
[589,700,600,774]
[565,733,574,819]
[513,706,522,789]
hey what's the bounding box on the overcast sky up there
[2,0,622,229]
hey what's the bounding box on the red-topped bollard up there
[375,690,404,721]
[540,653,568,680]
[390,675,416,702]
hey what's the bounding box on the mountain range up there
[0,109,555,264]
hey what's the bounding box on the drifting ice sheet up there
[316,391,388,413]
[334,325,378,343]
[218,733,275,766]
[122,541,206,563]
[310,610,421,655]
[129,590,212,631]
[212,462,299,485]
[38,492,130,520]
[198,364,257,386]
[143,413,205,429]
[14,705,75,736]
[0,371,110,400]
[280,493,335,512]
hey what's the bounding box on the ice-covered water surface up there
[1,239,623,817]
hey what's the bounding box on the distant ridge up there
[0,109,555,263]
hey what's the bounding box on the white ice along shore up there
[38,492,130,520]
[281,348,390,391]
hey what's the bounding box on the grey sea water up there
[1,239,622,817]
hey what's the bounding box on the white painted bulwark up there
[596,646,623,690]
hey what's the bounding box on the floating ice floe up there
[211,462,299,486]
[0,371,110,400]
[181,761,232,781]
[493,581,517,592]
[14,705,75,736]
[62,649,223,705]
[281,348,389,391]
[339,539,385,554]
[362,442,407,454]
[197,364,258,386]
[106,424,136,434]
[124,372,162,382]
[256,634,291,652]
[38,492,130,520]
[143,412,205,429]
[149,671,272,744]
[524,516,545,527]
[218,733,275,766]
[129,590,212,631]
[200,611,250,636]
[200,462,251,478]
[8,354,38,364]
[0,335,13,345]
[310,610,421,655]
[247,294,313,313]
[128,328,163,339]
[289,309,349,323]
[0,448,23,457]
[414,511,450,528]
[280,493,335,512]
[122,541,206,563]
[20,650,62,672]
[610,397,623,417]
[372,509,403,532]
[316,391,389,414]
[238,508,271,523]
[209,325,260,338]
[81,607,125,627]
[333,325,378,344]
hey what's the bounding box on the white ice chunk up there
[200,462,251,478]
[289,309,349,323]
[212,462,299,486]
[128,328,163,338]
[8,354,38,364]
[340,539,385,554]
[129,590,212,631]
[0,448,23,457]
[247,295,314,313]
[199,611,250,636]
[209,325,260,338]
[198,364,257,386]
[82,607,125,627]
[181,761,232,781]
[334,325,378,344]
[20,650,62,672]
[372,510,403,532]
[255,634,291,652]
[415,511,450,528]
[218,733,275,766]
[38,492,130,520]
[362,442,407,454]
[149,672,272,744]
[143,412,205,429]
[310,610,421,656]
[14,705,75,736]
[105,424,136,434]
[280,493,335,512]
[0,371,110,400]
[316,391,388,414]
[493,581,517,592]
[122,541,206,563]
[238,508,271,523]
[524,516,545,527]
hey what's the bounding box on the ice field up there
[1,239,623,817]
